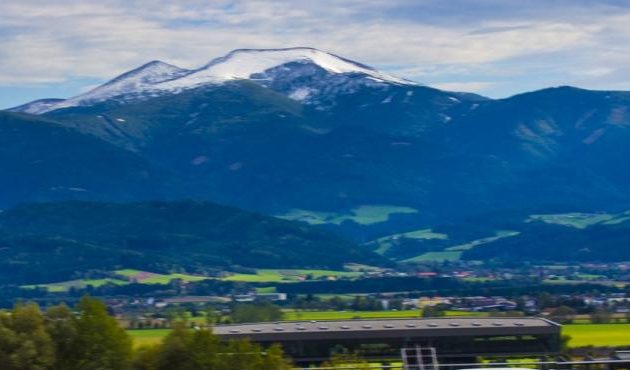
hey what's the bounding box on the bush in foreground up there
[0,296,292,370]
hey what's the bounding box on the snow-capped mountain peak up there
[48,60,192,112]
[107,60,190,85]
[11,47,418,114]
[157,47,414,91]
[8,98,65,115]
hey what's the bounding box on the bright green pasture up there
[404,251,462,262]
[277,205,418,226]
[563,324,630,347]
[114,269,209,284]
[128,329,171,347]
[22,268,358,292]
[527,211,630,229]
[403,230,519,263]
[22,269,211,292]
[23,278,129,292]
[377,229,448,242]
[373,228,448,254]
[223,269,361,283]
[445,230,520,251]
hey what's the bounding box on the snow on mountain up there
[8,98,65,115]
[50,61,192,111]
[159,47,415,89]
[11,48,418,114]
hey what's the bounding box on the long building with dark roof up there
[214,317,561,365]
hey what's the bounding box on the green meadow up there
[115,269,210,284]
[222,269,361,283]
[23,269,212,292]
[373,228,448,255]
[23,267,363,292]
[22,278,129,293]
[404,251,462,263]
[403,230,520,263]
[527,211,630,229]
[128,329,172,347]
[277,205,418,226]
[563,324,630,347]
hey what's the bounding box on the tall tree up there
[45,303,79,370]
[216,340,265,370]
[190,329,220,370]
[0,303,55,370]
[549,305,576,324]
[156,322,195,370]
[73,296,133,370]
[132,345,161,370]
[230,302,283,323]
[258,344,292,370]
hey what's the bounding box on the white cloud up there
[431,81,497,93]
[571,68,615,77]
[0,0,629,98]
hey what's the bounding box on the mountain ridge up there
[3,49,630,262]
[10,47,418,114]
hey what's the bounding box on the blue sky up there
[2,0,630,108]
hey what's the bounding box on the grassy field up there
[278,205,418,226]
[527,211,630,229]
[128,329,171,347]
[115,269,210,284]
[543,278,627,288]
[223,269,361,283]
[403,230,520,263]
[563,323,630,347]
[404,251,462,262]
[23,269,212,292]
[373,228,448,255]
[23,278,130,292]
[127,323,630,348]
[23,267,362,292]
[445,231,520,252]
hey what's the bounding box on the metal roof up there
[214,317,559,342]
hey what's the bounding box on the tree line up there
[0,296,292,370]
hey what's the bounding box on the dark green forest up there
[0,201,385,284]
